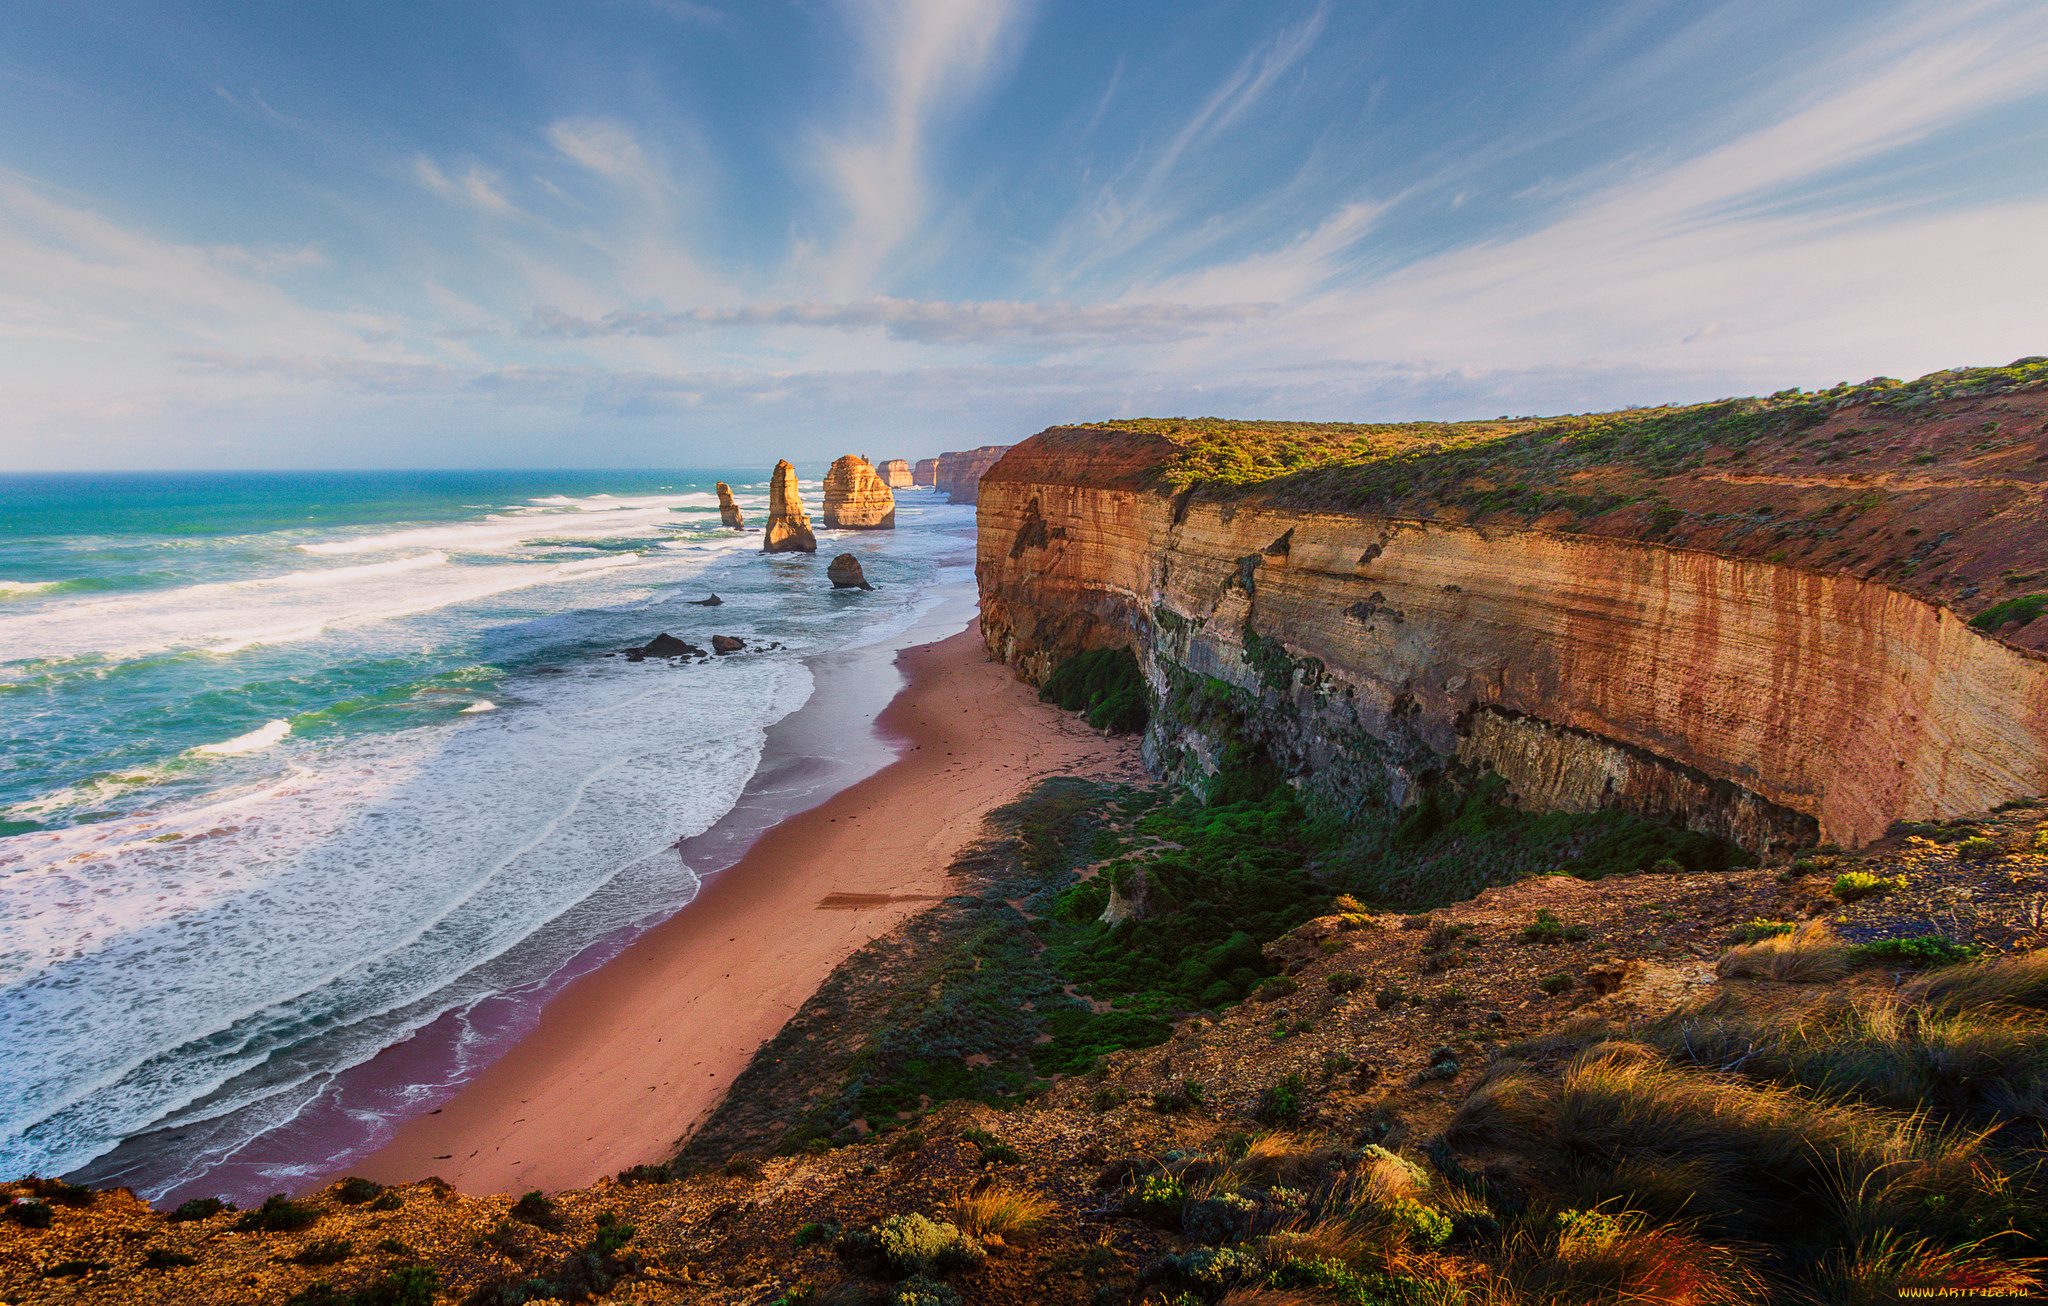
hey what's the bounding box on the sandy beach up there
[355,623,1138,1196]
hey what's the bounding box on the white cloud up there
[521,296,1273,343]
[411,156,516,214]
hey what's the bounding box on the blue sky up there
[1,0,2044,469]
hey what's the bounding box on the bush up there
[23,1177,93,1207]
[1327,971,1364,994]
[1128,1174,1189,1226]
[509,1190,562,1231]
[1375,985,1409,1010]
[884,1131,926,1160]
[1956,837,2002,861]
[142,1247,199,1269]
[1520,909,1589,945]
[168,1196,229,1223]
[835,1213,986,1279]
[1730,918,1796,944]
[794,1221,837,1247]
[959,1127,1021,1165]
[235,1193,321,1233]
[1256,976,1299,1001]
[1849,936,1982,969]
[1040,647,1150,734]
[1968,593,2047,631]
[1181,1192,1258,1244]
[1539,973,1573,996]
[334,1177,384,1206]
[5,1199,53,1228]
[1153,1080,1204,1113]
[616,1164,673,1185]
[294,1238,354,1266]
[722,1156,765,1180]
[1257,1074,1306,1127]
[1833,871,1906,902]
[285,1266,439,1306]
[368,1190,404,1212]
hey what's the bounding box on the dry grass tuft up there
[1227,1132,1344,1189]
[1814,1229,2044,1305]
[1482,1209,1765,1305]
[1904,947,2048,1012]
[943,1185,1054,1243]
[1717,921,1851,982]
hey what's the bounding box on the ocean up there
[0,469,973,1201]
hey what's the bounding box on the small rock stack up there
[821,455,896,529]
[913,458,939,487]
[878,459,914,488]
[762,460,817,553]
[827,554,873,590]
[715,481,745,529]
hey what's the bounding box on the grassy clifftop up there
[1075,358,2048,647]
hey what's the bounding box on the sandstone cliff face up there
[822,455,897,529]
[762,460,817,553]
[879,459,914,488]
[979,427,2048,849]
[934,445,1013,505]
[715,480,745,529]
[913,458,939,487]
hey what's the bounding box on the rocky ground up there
[5,800,2044,1306]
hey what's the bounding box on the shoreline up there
[350,620,1136,1196]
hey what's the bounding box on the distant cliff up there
[934,445,1013,505]
[978,362,2048,849]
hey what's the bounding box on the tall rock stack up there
[878,459,914,488]
[821,455,897,529]
[933,445,1013,505]
[715,481,745,529]
[913,458,939,487]
[761,460,817,553]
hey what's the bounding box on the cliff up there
[978,361,2048,849]
[933,445,1013,505]
[913,457,939,487]
[761,460,817,553]
[821,454,897,529]
[878,458,914,488]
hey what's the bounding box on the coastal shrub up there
[721,1157,765,1181]
[1519,910,1588,945]
[23,1177,93,1207]
[1030,1008,1172,1076]
[294,1238,355,1266]
[1041,647,1149,734]
[1849,935,1982,969]
[509,1191,563,1230]
[168,1196,230,1223]
[1969,593,2047,631]
[835,1213,985,1279]
[285,1266,438,1306]
[1539,973,1573,996]
[1153,1079,1204,1113]
[884,1131,926,1159]
[1730,918,1796,944]
[142,1247,199,1269]
[5,1199,53,1228]
[1833,871,1907,902]
[335,1177,384,1205]
[369,1190,404,1212]
[1256,1074,1306,1128]
[616,1164,672,1185]
[958,1127,1022,1165]
[889,1274,961,1306]
[1956,837,2003,861]
[794,1221,838,1247]
[236,1193,322,1233]
[41,1259,109,1278]
[1326,971,1363,995]
[1128,1174,1189,1226]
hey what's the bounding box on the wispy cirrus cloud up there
[411,156,517,214]
[520,297,1273,344]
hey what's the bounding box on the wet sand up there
[355,626,1138,1195]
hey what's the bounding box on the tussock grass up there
[1479,1209,1766,1305]
[1905,948,2048,1012]
[944,1185,1053,1243]
[1717,921,1851,981]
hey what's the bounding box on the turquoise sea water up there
[0,469,970,1197]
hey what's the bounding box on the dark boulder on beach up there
[827,554,873,590]
[712,635,746,654]
[690,594,723,606]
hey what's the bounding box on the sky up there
[1,0,2044,470]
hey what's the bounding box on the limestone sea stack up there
[913,458,939,487]
[715,481,745,529]
[879,459,914,488]
[821,454,896,529]
[827,553,873,590]
[761,460,817,553]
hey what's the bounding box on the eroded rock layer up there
[821,455,897,529]
[978,424,2048,849]
[878,459,914,488]
[913,458,939,487]
[762,460,817,553]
